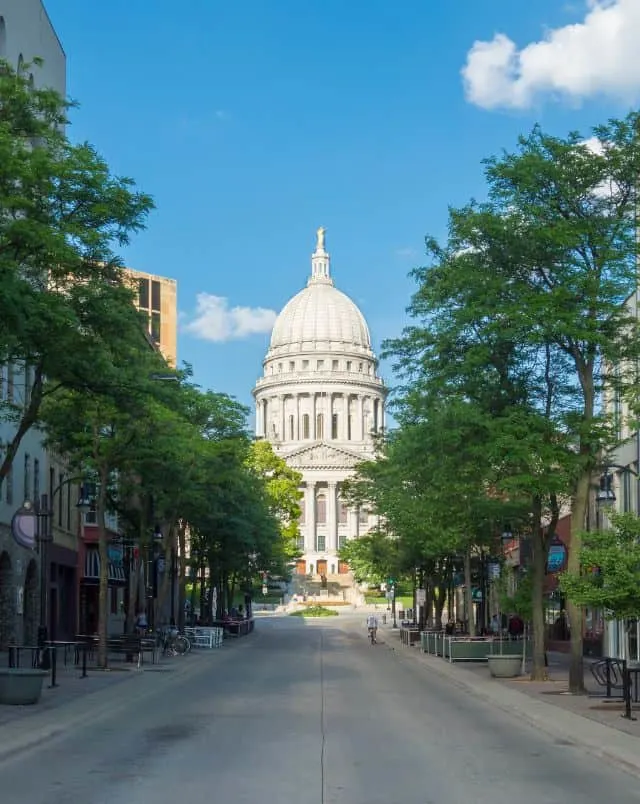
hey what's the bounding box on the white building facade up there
[253,229,386,582]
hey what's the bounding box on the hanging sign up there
[547,541,568,573]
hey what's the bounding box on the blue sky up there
[43,0,640,419]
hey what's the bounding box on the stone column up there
[296,395,301,441]
[349,508,358,539]
[279,394,285,441]
[306,482,316,553]
[312,394,317,439]
[343,395,350,440]
[327,481,337,553]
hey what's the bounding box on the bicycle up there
[159,627,191,657]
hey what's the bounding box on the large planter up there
[0,668,48,705]
[487,654,522,678]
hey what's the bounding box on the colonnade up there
[256,391,385,442]
[301,481,365,555]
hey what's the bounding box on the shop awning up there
[83,546,126,586]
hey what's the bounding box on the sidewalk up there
[0,647,231,763]
[380,626,640,779]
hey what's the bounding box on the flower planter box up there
[487,654,522,678]
[0,668,48,705]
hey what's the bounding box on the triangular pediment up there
[282,441,366,469]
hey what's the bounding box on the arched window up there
[316,493,327,524]
[316,413,324,439]
[302,414,310,439]
[289,414,294,440]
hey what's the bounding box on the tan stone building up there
[124,269,178,368]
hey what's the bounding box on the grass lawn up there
[365,594,413,609]
[290,605,338,618]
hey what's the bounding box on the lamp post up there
[147,524,163,629]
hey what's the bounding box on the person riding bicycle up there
[366,613,379,643]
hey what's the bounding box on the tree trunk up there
[178,522,187,631]
[567,471,590,693]
[434,586,445,629]
[531,496,550,681]
[97,466,110,669]
[464,546,473,634]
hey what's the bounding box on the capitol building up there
[253,229,386,584]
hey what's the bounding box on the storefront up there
[78,544,126,635]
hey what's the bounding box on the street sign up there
[416,588,426,605]
[262,585,268,596]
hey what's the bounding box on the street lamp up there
[147,524,163,628]
[11,479,91,669]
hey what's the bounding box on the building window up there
[33,458,40,506]
[317,360,324,370]
[300,497,306,524]
[316,494,327,524]
[347,414,352,440]
[6,466,13,505]
[316,413,324,439]
[359,362,363,372]
[278,363,282,373]
[296,533,304,551]
[338,500,348,524]
[346,361,352,371]
[302,360,309,370]
[289,361,295,371]
[58,473,65,526]
[373,401,379,433]
[151,280,161,311]
[289,415,295,440]
[358,506,368,525]
[151,312,161,343]
[302,414,310,439]
[23,364,31,408]
[332,360,339,370]
[138,278,150,309]
[338,533,347,549]
[7,363,14,402]
[23,454,30,505]
[331,414,338,439]
[67,482,72,530]
[315,533,326,552]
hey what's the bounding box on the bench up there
[74,635,157,666]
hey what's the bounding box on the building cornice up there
[253,373,387,398]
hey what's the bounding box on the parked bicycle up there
[158,626,191,657]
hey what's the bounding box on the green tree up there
[246,439,303,566]
[384,115,640,691]
[0,58,154,481]
[560,512,640,659]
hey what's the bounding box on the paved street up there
[1,616,639,803]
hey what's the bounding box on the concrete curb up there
[380,628,640,779]
[0,646,235,765]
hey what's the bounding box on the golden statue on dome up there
[316,226,326,251]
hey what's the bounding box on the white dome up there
[267,227,373,359]
[269,282,371,355]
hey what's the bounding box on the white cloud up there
[395,247,417,258]
[183,293,277,343]
[462,0,640,109]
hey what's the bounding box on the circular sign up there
[11,504,37,551]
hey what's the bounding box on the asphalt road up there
[1,615,639,804]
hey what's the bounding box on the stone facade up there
[253,230,386,579]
